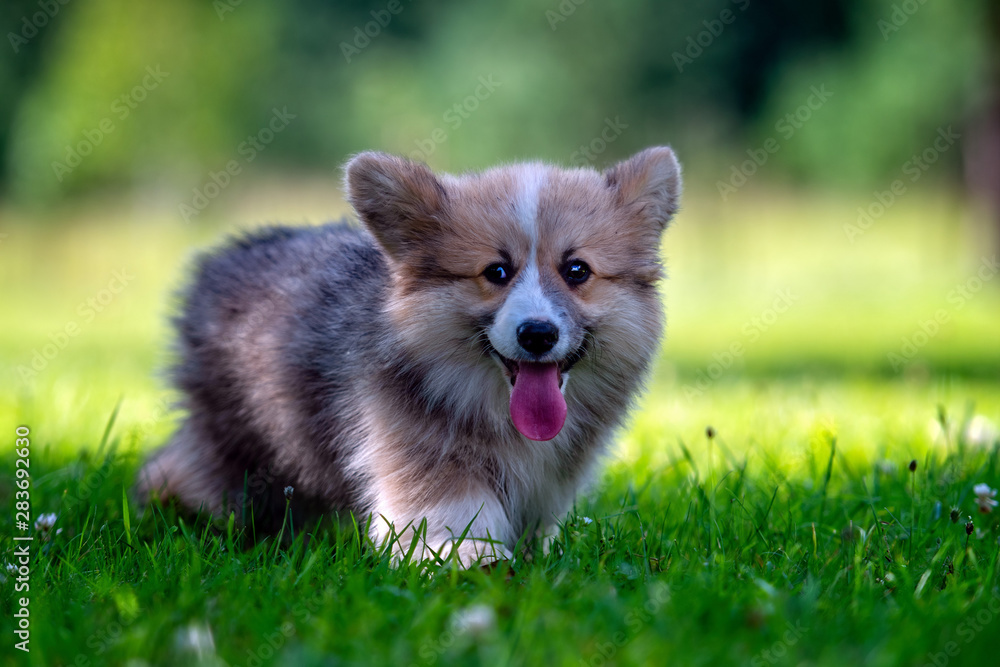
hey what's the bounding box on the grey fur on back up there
[141,222,387,528]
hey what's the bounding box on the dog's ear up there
[603,146,682,230]
[344,151,448,258]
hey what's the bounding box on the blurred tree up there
[0,0,66,191]
[756,0,986,188]
[0,0,991,206]
[6,0,279,200]
[963,0,1000,252]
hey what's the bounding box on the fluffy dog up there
[137,147,682,565]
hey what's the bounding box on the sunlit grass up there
[2,376,999,666]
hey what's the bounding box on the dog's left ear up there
[344,151,448,259]
[603,146,682,230]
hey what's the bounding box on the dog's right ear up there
[603,146,682,232]
[344,152,448,258]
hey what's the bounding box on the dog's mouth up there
[482,338,587,442]
[486,344,585,388]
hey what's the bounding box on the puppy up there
[137,147,682,565]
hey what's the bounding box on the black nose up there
[516,320,559,355]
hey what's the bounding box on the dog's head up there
[345,147,681,441]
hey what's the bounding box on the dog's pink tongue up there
[510,362,566,441]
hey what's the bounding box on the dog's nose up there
[516,320,559,356]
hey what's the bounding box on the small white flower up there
[580,516,593,525]
[34,513,57,532]
[876,460,898,476]
[5,562,18,575]
[174,623,216,657]
[450,604,496,637]
[973,483,998,514]
[965,416,999,447]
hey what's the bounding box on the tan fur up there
[344,147,681,564]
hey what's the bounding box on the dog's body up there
[138,147,681,564]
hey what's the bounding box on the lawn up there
[2,186,999,666]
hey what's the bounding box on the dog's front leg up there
[370,482,513,567]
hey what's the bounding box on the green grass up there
[3,379,1000,666]
[2,187,1000,665]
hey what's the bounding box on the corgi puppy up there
[137,147,682,565]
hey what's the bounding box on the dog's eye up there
[483,263,513,285]
[563,260,591,286]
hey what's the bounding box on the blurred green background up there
[1,0,997,198]
[1,0,998,450]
